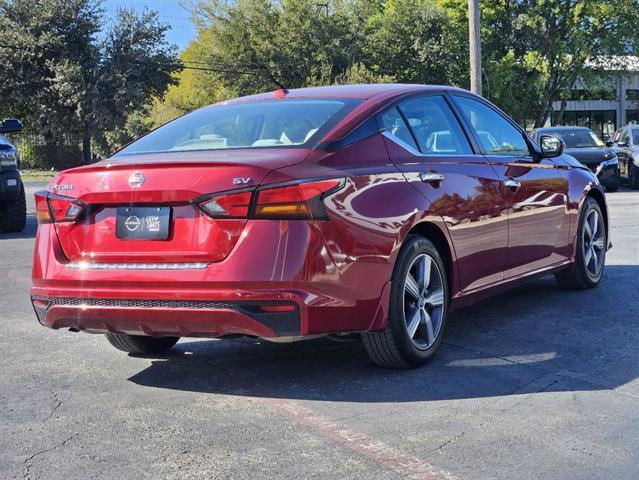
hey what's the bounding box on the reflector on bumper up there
[66,262,209,270]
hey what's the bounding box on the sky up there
[102,0,197,51]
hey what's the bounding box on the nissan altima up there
[31,84,609,368]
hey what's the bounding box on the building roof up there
[586,55,639,72]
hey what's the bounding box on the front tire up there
[555,197,606,290]
[0,183,26,233]
[105,333,179,354]
[362,235,449,368]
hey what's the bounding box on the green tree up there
[189,0,363,94]
[363,0,462,85]
[440,0,639,128]
[146,27,231,128]
[0,0,180,165]
[149,0,459,124]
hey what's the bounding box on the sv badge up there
[233,177,252,185]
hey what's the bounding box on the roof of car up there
[202,83,479,144]
[219,84,469,103]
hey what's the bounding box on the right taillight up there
[194,179,343,221]
[254,179,343,220]
[35,191,86,224]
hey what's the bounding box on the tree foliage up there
[2,0,639,159]
[363,0,463,85]
[472,0,639,127]
[163,0,638,129]
[0,0,180,164]
[150,0,461,124]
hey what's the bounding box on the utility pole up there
[468,0,482,96]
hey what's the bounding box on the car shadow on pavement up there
[129,265,638,402]
[0,215,37,240]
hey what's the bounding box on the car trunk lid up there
[48,149,309,263]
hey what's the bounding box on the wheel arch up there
[405,221,457,296]
[584,187,609,242]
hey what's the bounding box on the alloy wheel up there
[583,208,605,278]
[403,254,445,350]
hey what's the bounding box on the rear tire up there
[0,183,26,233]
[629,163,639,190]
[362,235,449,368]
[555,197,606,290]
[105,333,179,354]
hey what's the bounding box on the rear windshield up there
[116,98,360,156]
[544,129,603,148]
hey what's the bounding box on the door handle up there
[420,172,445,184]
[503,178,521,190]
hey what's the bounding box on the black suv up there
[531,126,620,192]
[0,119,26,232]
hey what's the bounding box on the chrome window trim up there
[381,131,484,160]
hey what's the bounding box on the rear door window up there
[397,96,472,155]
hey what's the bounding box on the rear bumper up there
[31,296,300,337]
[31,220,393,338]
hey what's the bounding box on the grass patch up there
[21,169,57,181]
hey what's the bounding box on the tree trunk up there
[533,107,549,129]
[43,130,58,170]
[82,134,91,164]
[553,99,568,126]
[533,96,556,128]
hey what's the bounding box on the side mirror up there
[617,141,628,148]
[0,118,22,134]
[605,140,614,147]
[539,134,565,158]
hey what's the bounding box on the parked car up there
[530,126,620,192]
[31,85,609,368]
[0,119,26,232]
[611,125,639,189]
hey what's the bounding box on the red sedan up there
[31,85,608,368]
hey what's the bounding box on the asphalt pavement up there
[1,181,637,479]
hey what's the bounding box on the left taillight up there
[195,190,253,219]
[34,191,86,224]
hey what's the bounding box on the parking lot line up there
[264,397,460,480]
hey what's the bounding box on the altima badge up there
[128,171,146,188]
[51,184,73,191]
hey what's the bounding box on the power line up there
[0,43,292,81]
